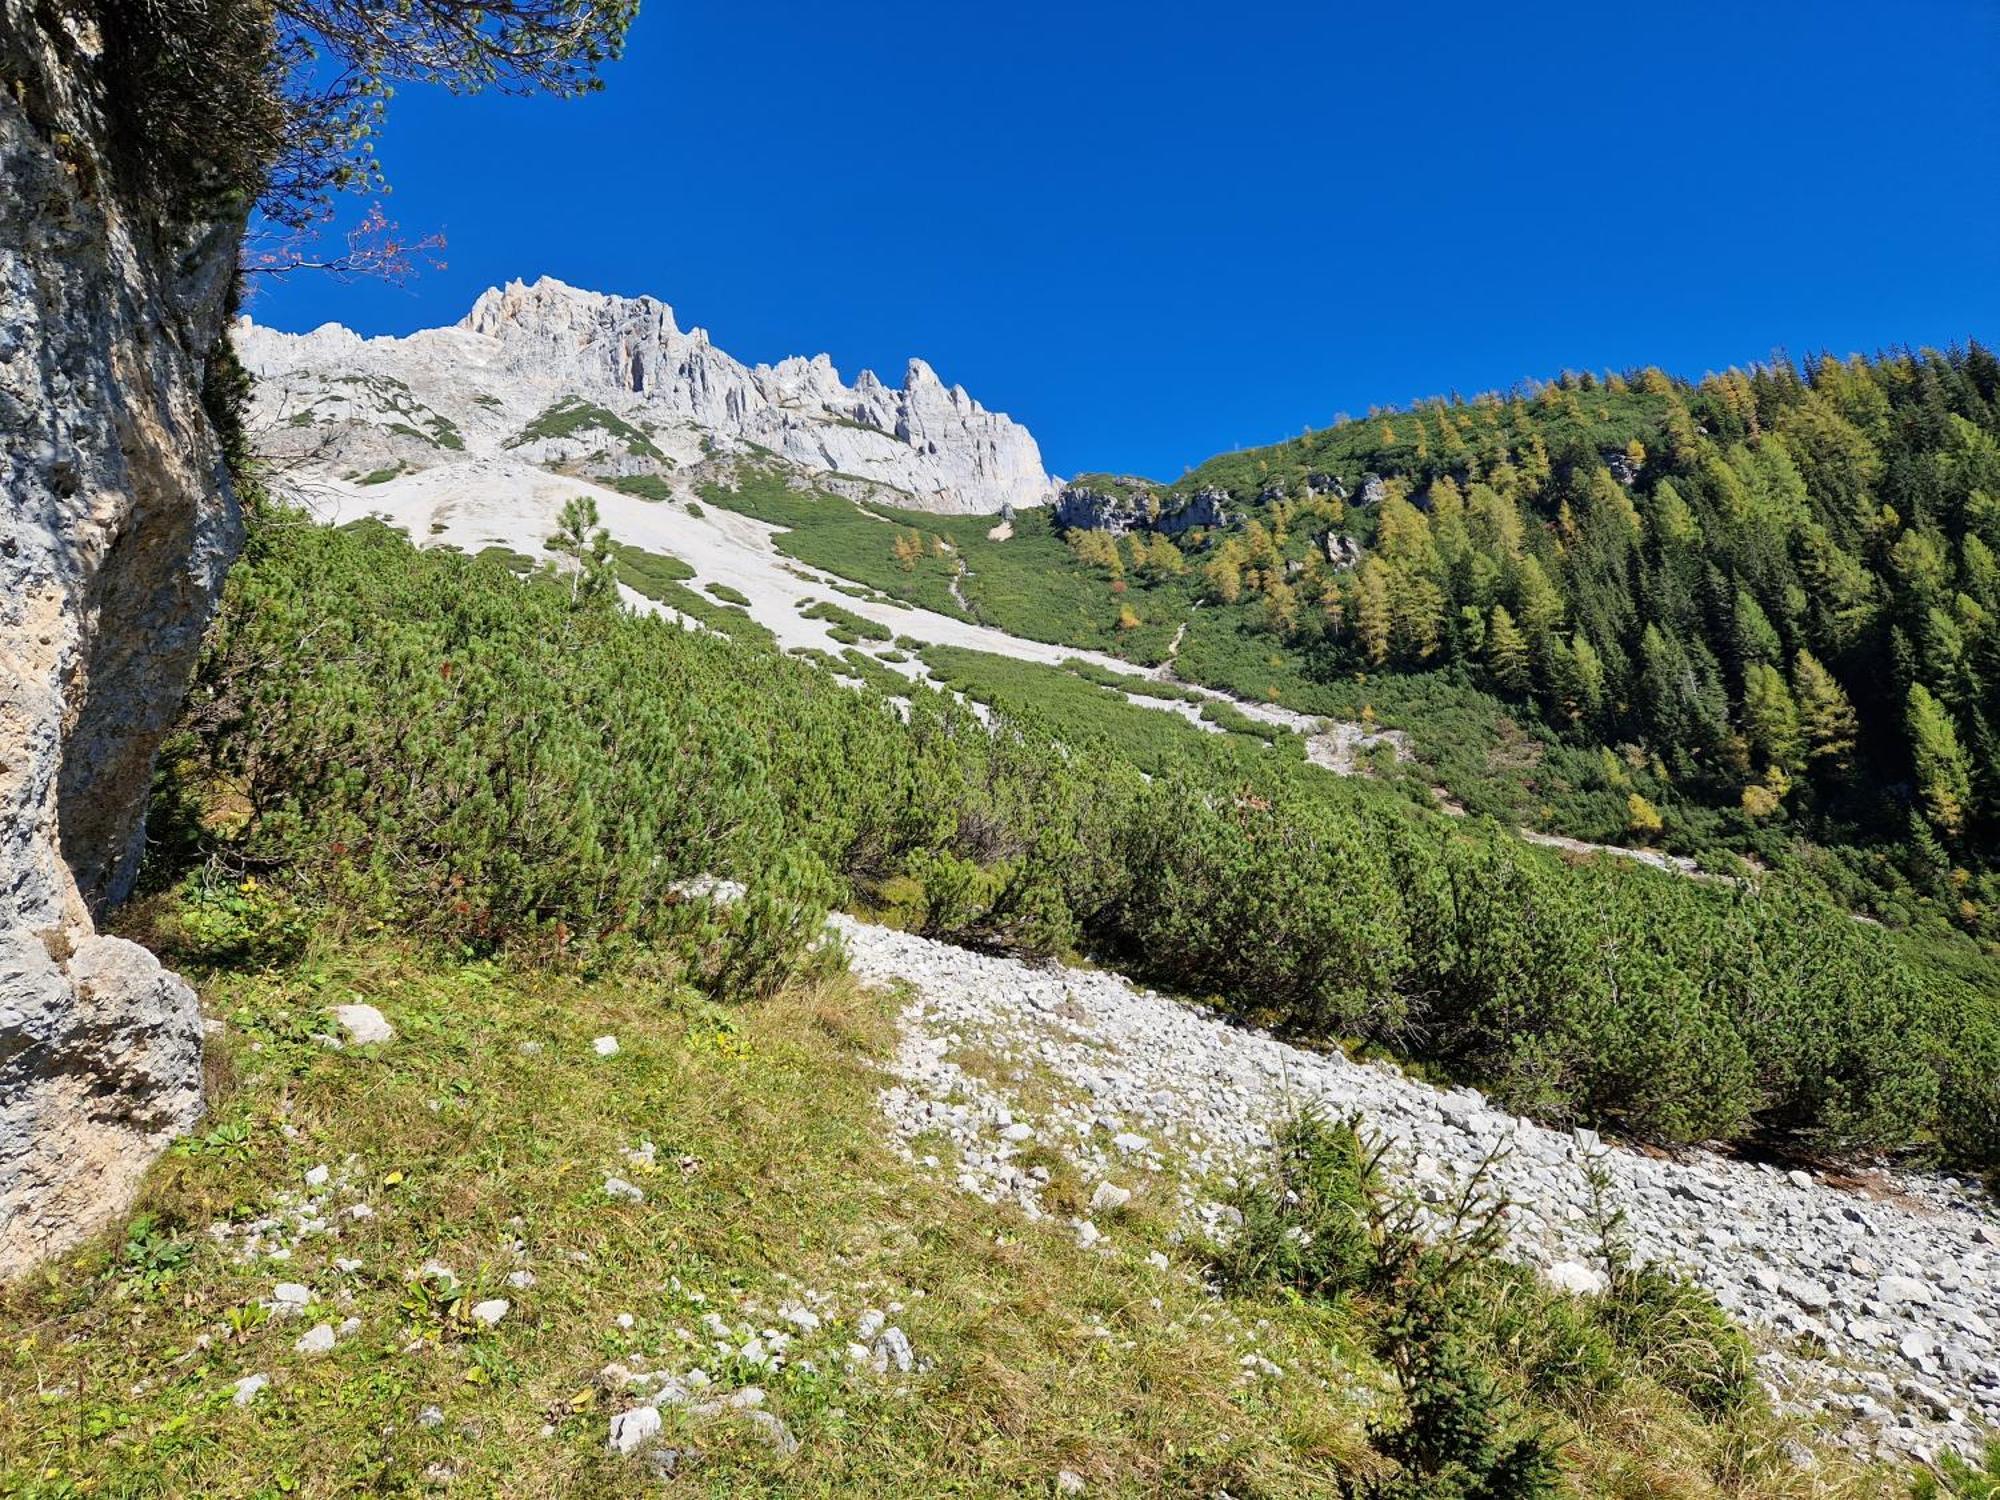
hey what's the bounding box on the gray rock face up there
[238,276,1055,515]
[1051,481,1232,539]
[0,4,242,1277]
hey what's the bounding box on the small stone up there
[1545,1261,1606,1297]
[778,1302,820,1333]
[856,1309,886,1341]
[303,1164,330,1188]
[740,1409,798,1455]
[232,1372,270,1405]
[1877,1274,1935,1308]
[1057,1470,1087,1494]
[873,1326,914,1374]
[507,1270,536,1290]
[607,1405,662,1455]
[615,1313,636,1330]
[1089,1181,1132,1214]
[336,1317,362,1339]
[470,1299,509,1327]
[329,1004,394,1046]
[1000,1122,1034,1143]
[1785,1169,1813,1190]
[1111,1132,1150,1154]
[417,1404,445,1429]
[1781,1277,1832,1313]
[272,1282,311,1309]
[592,1035,620,1057]
[332,1257,364,1274]
[294,1323,336,1354]
[604,1176,645,1202]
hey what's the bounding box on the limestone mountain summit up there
[237,277,1055,515]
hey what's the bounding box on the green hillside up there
[709,349,2000,962]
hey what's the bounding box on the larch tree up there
[1741,662,1803,774]
[1792,650,1858,772]
[1907,683,1973,839]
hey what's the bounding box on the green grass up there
[705,582,752,608]
[0,940,1356,1497]
[697,469,1195,663]
[918,645,1290,776]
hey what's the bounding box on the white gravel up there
[845,914,2000,1462]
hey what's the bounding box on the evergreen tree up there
[1731,590,1783,671]
[548,495,615,605]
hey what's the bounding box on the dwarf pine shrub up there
[161,512,2000,1168]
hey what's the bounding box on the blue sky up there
[252,0,2000,480]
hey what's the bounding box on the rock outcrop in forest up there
[0,1,243,1276]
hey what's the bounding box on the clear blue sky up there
[251,0,2000,480]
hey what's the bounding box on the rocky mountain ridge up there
[238,277,1055,515]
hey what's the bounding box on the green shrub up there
[665,851,844,1002]
[1913,1442,2000,1499]
[1110,786,1406,1035]
[155,869,312,968]
[160,510,2000,1168]
[1209,1107,1374,1299]
[802,599,892,641]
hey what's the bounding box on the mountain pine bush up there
[160,511,2000,1169]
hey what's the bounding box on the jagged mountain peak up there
[239,278,1054,514]
[460,274,684,342]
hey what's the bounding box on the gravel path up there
[845,915,2000,1462]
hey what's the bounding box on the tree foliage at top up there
[75,0,636,227]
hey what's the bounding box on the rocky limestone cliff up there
[1051,480,1235,539]
[1,4,243,1276]
[238,276,1055,515]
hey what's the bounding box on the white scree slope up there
[847,914,2000,1463]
